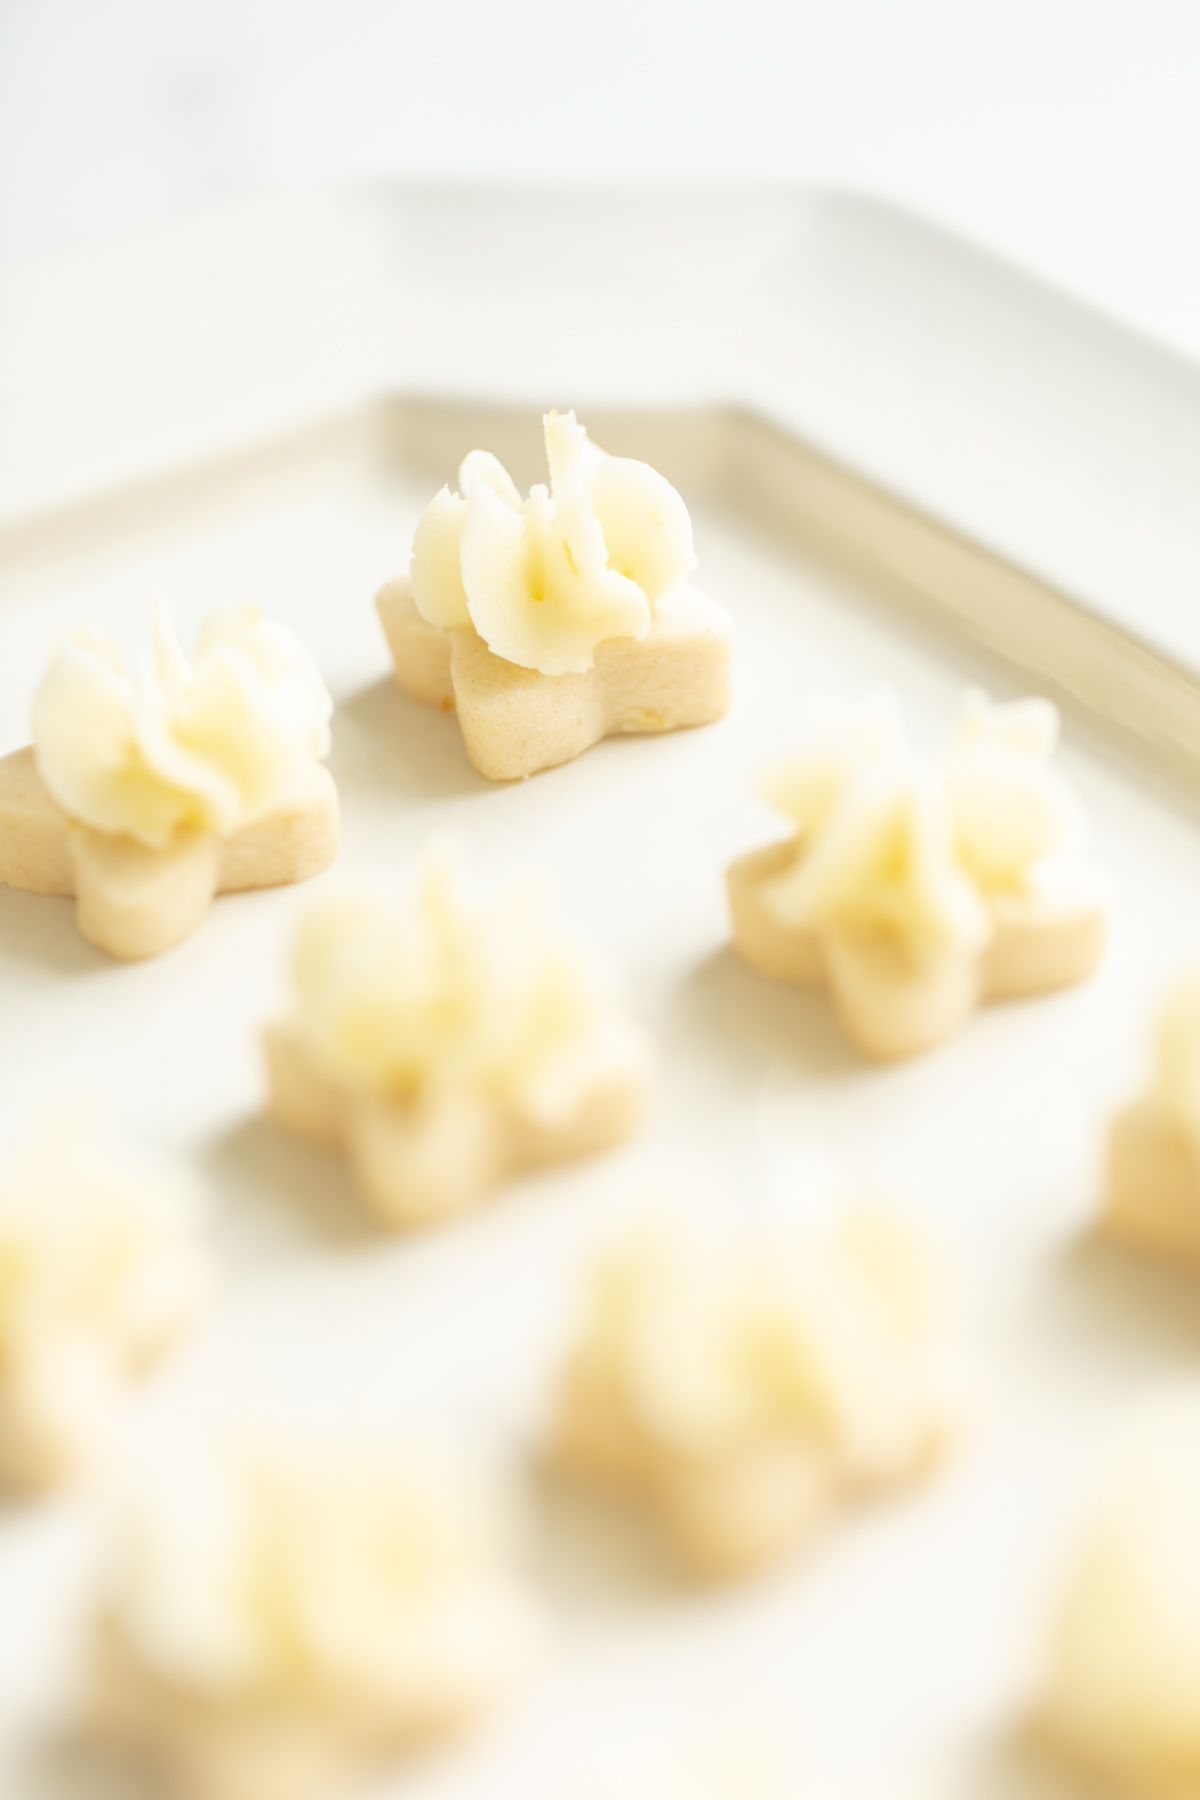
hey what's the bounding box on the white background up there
[2,0,1200,356]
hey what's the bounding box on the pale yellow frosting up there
[408,411,696,675]
[32,608,333,850]
[761,692,1080,958]
[106,1436,538,1714]
[946,689,1076,893]
[289,850,650,1124]
[0,1120,204,1392]
[1043,1430,1200,1789]
[565,1205,954,1492]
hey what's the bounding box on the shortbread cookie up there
[0,1120,205,1494]
[376,411,732,780]
[0,608,338,959]
[264,849,652,1228]
[727,692,1106,1059]
[88,1434,540,1800]
[1039,1418,1200,1796]
[1104,968,1200,1264]
[548,1204,959,1577]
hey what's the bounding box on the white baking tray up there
[4,186,1200,1799]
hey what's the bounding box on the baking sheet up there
[3,400,1200,1798]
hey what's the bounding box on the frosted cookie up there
[0,608,338,960]
[264,850,653,1228]
[1039,1422,1200,1796]
[727,692,1106,1059]
[88,1434,540,1800]
[376,410,732,780]
[1103,969,1200,1265]
[0,1120,205,1494]
[548,1204,959,1577]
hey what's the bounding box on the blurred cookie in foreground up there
[0,1115,205,1494]
[1104,966,1200,1265]
[727,692,1106,1059]
[87,1431,541,1800]
[264,846,653,1229]
[546,1201,962,1578]
[1037,1409,1200,1796]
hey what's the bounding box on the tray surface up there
[3,397,1200,1796]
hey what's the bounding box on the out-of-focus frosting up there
[289,850,649,1125]
[563,1205,954,1493]
[0,1120,204,1377]
[108,1436,537,1714]
[1043,1429,1200,1787]
[945,690,1076,893]
[760,692,1080,958]
[32,608,333,850]
[408,411,696,675]
[1151,968,1200,1148]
